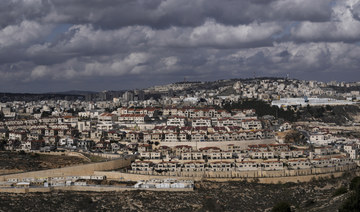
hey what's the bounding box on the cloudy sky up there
[1,0,360,92]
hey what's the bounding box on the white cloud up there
[0,20,52,48]
[291,0,360,42]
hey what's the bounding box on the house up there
[98,113,118,131]
[78,121,91,132]
[94,141,111,151]
[207,151,222,160]
[77,140,95,150]
[190,132,206,142]
[9,131,27,141]
[181,152,193,160]
[178,132,188,142]
[164,133,178,142]
[199,147,221,154]
[28,133,43,141]
[309,133,333,145]
[221,151,233,159]
[21,140,32,151]
[175,145,193,156]
[226,144,241,153]
[235,161,258,171]
[118,114,150,124]
[131,161,154,173]
[138,144,152,153]
[261,161,284,170]
[45,129,57,137]
[139,151,151,159]
[182,162,205,172]
[214,118,237,127]
[314,146,337,156]
[280,150,304,159]
[331,156,352,166]
[191,118,212,127]
[60,116,78,127]
[59,137,77,148]
[241,119,262,130]
[311,158,333,168]
[154,161,180,173]
[0,129,8,139]
[43,136,59,146]
[287,159,311,169]
[157,145,171,155]
[279,122,292,131]
[151,133,163,143]
[344,144,358,159]
[107,131,124,141]
[250,150,274,159]
[150,151,162,159]
[126,132,143,142]
[167,117,187,127]
[206,161,232,172]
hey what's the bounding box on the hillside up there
[0,175,356,212]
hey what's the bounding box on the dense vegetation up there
[223,99,298,122]
[271,201,291,212]
[339,177,360,211]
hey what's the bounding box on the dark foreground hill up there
[0,174,356,212]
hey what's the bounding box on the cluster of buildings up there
[140,78,360,106]
[3,175,106,188]
[0,78,359,179]
[130,143,354,175]
[0,99,274,153]
[134,178,194,189]
[0,175,194,191]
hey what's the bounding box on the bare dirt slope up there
[0,152,87,175]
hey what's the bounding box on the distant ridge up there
[45,90,97,96]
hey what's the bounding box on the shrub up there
[333,186,347,197]
[349,176,360,191]
[271,201,291,212]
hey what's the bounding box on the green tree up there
[271,201,291,212]
[223,99,297,122]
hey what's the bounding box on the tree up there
[325,105,332,111]
[223,99,297,122]
[339,177,360,211]
[271,201,291,212]
[284,130,305,144]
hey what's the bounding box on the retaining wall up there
[0,157,134,181]
[0,187,52,193]
[96,164,357,183]
[54,186,192,192]
[0,186,192,193]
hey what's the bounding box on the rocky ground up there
[0,174,355,212]
[0,151,87,174]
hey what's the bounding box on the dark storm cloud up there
[351,2,360,20]
[49,0,332,28]
[0,0,359,92]
[0,1,51,28]
[0,0,333,30]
